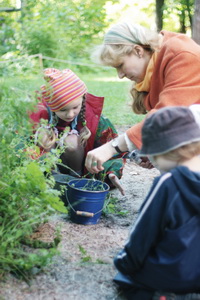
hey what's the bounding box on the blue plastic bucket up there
[66,179,110,225]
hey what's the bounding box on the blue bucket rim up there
[67,178,110,193]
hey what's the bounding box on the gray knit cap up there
[140,106,200,156]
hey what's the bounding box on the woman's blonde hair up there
[92,23,161,115]
[159,141,200,163]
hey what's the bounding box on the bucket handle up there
[65,191,110,218]
[76,210,94,217]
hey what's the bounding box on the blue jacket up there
[114,166,200,293]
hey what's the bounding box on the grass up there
[1,68,145,126]
[81,70,145,126]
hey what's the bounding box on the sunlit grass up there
[2,69,145,126]
[81,70,145,125]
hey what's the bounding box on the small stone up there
[130,171,138,175]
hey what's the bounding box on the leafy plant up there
[78,245,92,263]
[103,195,128,216]
[0,80,66,279]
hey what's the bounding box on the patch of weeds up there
[103,195,129,216]
[23,225,62,249]
[79,248,109,265]
[78,245,92,263]
[95,259,109,265]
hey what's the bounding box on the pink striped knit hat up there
[41,68,87,111]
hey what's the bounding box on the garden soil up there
[0,126,160,300]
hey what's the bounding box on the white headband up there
[104,22,149,46]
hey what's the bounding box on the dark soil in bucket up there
[0,126,160,300]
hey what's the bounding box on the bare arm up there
[85,134,128,173]
[85,132,154,173]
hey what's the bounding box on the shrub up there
[0,79,66,279]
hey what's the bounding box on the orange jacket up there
[127,30,200,149]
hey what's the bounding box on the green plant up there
[0,80,67,279]
[71,179,106,192]
[78,245,92,263]
[103,195,128,216]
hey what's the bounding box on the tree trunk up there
[192,0,200,44]
[156,0,165,31]
[179,9,186,33]
[186,0,193,30]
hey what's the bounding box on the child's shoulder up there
[153,171,172,186]
[29,102,49,123]
[154,165,200,192]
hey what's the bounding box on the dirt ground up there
[0,127,160,300]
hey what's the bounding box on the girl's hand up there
[35,126,57,152]
[108,173,125,196]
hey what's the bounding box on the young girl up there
[29,68,125,194]
[113,106,200,300]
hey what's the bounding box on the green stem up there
[56,163,81,178]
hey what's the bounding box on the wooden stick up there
[76,211,94,217]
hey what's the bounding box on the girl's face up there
[114,46,151,83]
[55,96,83,122]
[149,155,177,172]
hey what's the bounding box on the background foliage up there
[0,0,197,61]
[0,0,118,64]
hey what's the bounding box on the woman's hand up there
[85,134,128,174]
[85,142,116,174]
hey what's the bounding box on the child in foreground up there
[29,68,125,194]
[113,106,200,299]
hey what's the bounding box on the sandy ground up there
[0,127,160,300]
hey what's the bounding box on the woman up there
[85,21,200,173]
